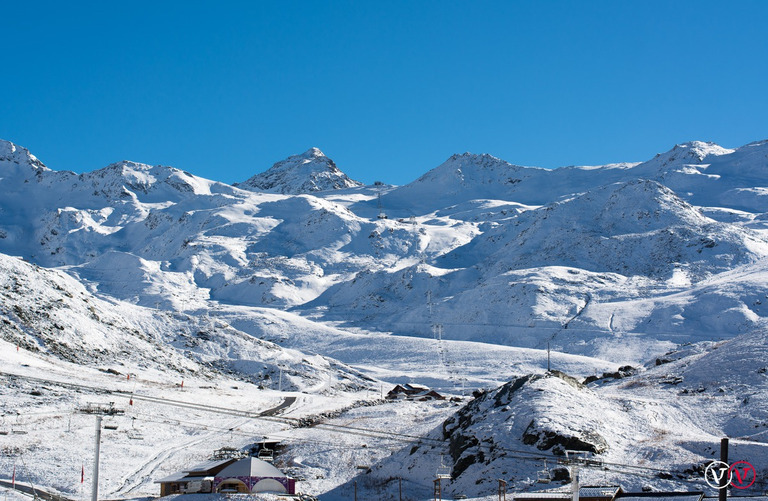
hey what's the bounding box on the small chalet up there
[386,383,445,401]
[156,457,295,496]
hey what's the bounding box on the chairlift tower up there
[433,453,451,500]
[434,478,442,501]
[376,190,387,219]
[562,450,599,501]
[78,402,124,501]
[432,323,443,342]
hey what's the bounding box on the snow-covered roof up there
[515,486,621,500]
[185,458,234,474]
[514,493,572,500]
[581,486,622,498]
[154,471,191,484]
[704,498,768,501]
[617,493,703,501]
[216,457,287,478]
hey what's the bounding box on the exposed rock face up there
[522,419,608,455]
[441,371,611,478]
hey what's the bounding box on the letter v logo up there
[705,461,731,489]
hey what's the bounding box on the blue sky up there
[2,1,767,186]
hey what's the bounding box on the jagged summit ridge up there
[236,147,363,194]
[415,151,530,185]
[659,140,733,162]
[0,138,48,172]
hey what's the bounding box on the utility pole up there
[78,402,124,501]
[547,341,551,372]
[563,450,586,501]
[719,437,729,501]
[92,415,102,501]
[571,463,580,501]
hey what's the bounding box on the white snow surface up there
[2,138,768,500]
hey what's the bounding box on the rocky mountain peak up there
[236,147,363,194]
[0,139,49,172]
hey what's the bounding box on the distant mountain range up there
[3,137,768,497]
[2,138,768,361]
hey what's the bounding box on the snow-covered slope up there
[375,152,637,216]
[0,252,373,394]
[0,139,48,172]
[3,136,768,501]
[236,148,363,194]
[358,333,768,499]
[441,178,768,277]
[302,178,768,358]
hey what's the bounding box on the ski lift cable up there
[0,370,721,477]
[125,413,409,453]
[0,372,628,471]
[0,371,587,465]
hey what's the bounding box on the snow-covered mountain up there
[3,137,768,500]
[4,136,768,355]
[236,147,363,194]
[378,140,768,217]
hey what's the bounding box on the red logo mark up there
[728,461,756,489]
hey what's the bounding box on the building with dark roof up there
[155,458,236,496]
[155,456,295,496]
[386,383,445,401]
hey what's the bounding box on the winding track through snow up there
[107,417,250,497]
[0,370,299,498]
